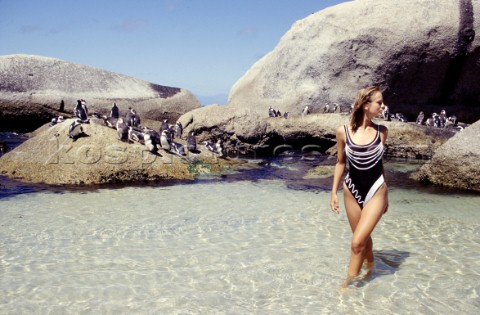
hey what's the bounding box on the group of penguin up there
[414,110,463,130]
[269,103,340,118]
[268,106,289,119]
[63,101,228,158]
[381,106,463,130]
[103,103,193,156]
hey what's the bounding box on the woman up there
[330,86,389,286]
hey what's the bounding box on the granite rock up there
[0,54,200,131]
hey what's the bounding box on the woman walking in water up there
[330,86,389,286]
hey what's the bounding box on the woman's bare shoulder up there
[336,125,347,142]
[336,125,347,135]
[377,123,388,141]
[378,124,388,134]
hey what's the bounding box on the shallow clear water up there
[1,159,479,314]
[1,132,479,314]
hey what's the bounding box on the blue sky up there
[0,0,348,104]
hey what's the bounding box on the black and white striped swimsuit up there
[344,124,385,208]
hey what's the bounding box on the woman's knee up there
[351,238,366,255]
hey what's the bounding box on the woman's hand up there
[330,193,340,214]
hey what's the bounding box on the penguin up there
[125,107,134,127]
[59,99,65,112]
[128,126,145,144]
[416,111,425,124]
[68,119,85,141]
[187,130,197,153]
[203,140,216,153]
[323,103,329,113]
[268,106,275,117]
[174,122,183,139]
[433,113,441,128]
[116,118,129,141]
[215,139,227,158]
[110,103,120,119]
[275,109,281,117]
[439,109,447,128]
[143,131,158,153]
[160,119,169,134]
[49,116,65,126]
[395,113,408,122]
[105,116,118,129]
[332,103,339,113]
[171,141,186,156]
[447,115,457,126]
[143,127,161,148]
[382,105,390,120]
[132,109,141,127]
[160,129,171,151]
[49,117,58,126]
[74,100,89,122]
[425,117,434,127]
[126,108,141,127]
[302,105,310,116]
[283,111,289,119]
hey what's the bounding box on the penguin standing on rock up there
[268,106,276,117]
[125,108,141,127]
[116,118,129,141]
[332,103,339,113]
[174,122,183,139]
[323,103,329,113]
[143,127,161,150]
[160,129,171,151]
[215,139,227,158]
[74,100,89,123]
[416,111,425,124]
[110,103,120,119]
[302,105,310,116]
[68,119,86,141]
[142,129,161,153]
[187,130,197,153]
[160,119,169,134]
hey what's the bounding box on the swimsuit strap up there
[344,124,352,145]
[344,124,380,146]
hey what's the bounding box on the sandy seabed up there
[1,176,479,314]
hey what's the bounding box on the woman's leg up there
[343,183,388,282]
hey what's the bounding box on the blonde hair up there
[350,86,381,133]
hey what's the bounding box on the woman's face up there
[365,91,385,118]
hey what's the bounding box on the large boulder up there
[178,106,454,159]
[0,54,201,132]
[0,119,235,185]
[228,0,480,122]
[413,119,480,191]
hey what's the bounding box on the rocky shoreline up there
[1,110,478,192]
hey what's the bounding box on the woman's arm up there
[379,124,388,144]
[330,126,346,214]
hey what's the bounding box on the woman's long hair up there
[350,86,381,133]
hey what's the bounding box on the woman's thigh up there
[343,182,363,233]
[352,184,388,242]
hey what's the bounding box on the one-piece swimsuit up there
[344,124,385,208]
